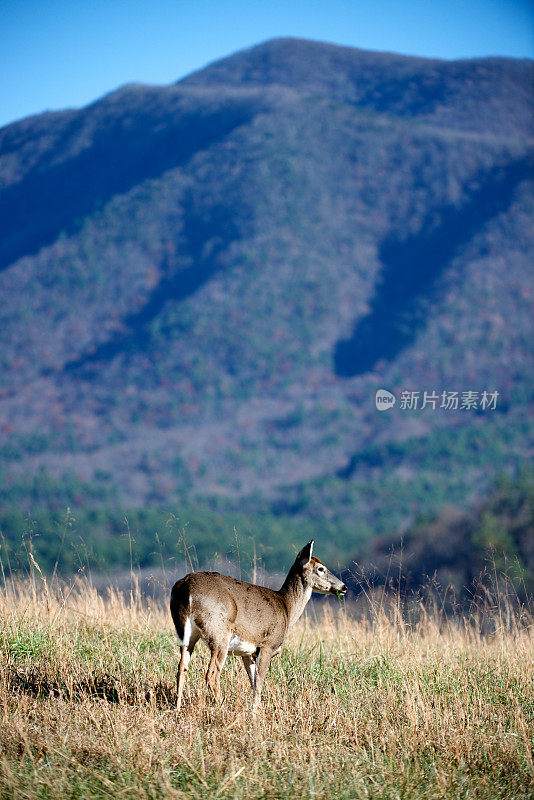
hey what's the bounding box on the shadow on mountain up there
[340,471,534,606]
[64,198,238,373]
[334,157,532,377]
[0,99,255,272]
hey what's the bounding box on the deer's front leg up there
[242,654,256,690]
[251,646,275,715]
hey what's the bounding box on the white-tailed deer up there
[170,540,346,713]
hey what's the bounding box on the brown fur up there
[170,541,346,713]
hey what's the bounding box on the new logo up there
[375,389,396,411]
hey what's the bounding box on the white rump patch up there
[177,596,195,647]
[177,614,192,647]
[228,633,257,656]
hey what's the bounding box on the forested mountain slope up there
[0,38,532,572]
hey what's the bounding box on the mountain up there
[0,38,533,573]
[344,469,534,603]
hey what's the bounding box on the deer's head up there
[296,541,347,597]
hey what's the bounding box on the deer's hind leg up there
[176,630,200,711]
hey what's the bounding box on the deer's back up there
[171,572,289,650]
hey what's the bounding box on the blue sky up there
[1,0,533,129]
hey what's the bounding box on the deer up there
[170,540,346,713]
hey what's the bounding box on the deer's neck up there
[278,570,312,627]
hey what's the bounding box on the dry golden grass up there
[0,571,532,799]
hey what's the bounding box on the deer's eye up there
[317,566,325,574]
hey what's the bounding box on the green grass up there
[0,572,532,799]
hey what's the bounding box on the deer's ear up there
[297,540,314,566]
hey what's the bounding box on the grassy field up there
[0,568,532,799]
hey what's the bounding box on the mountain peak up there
[181,37,534,137]
[0,36,532,549]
